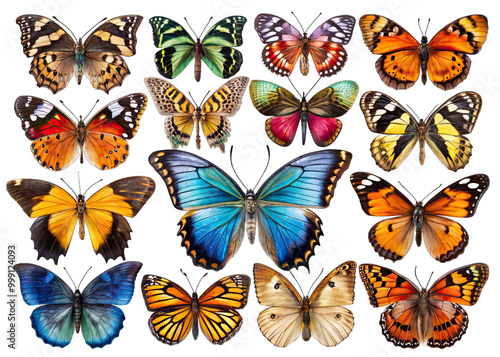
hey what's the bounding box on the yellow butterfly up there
[145,76,249,153]
[253,261,356,347]
[7,176,155,264]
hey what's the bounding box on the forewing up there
[249,80,301,116]
[310,15,355,44]
[201,76,249,116]
[254,14,302,42]
[253,263,302,307]
[308,80,359,118]
[310,261,356,306]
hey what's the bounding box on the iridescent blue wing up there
[149,150,246,270]
[255,150,352,270]
[14,263,75,347]
[80,261,142,348]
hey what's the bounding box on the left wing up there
[84,177,155,261]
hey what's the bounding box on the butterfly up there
[359,263,489,348]
[149,148,352,271]
[359,14,488,90]
[149,16,246,82]
[250,80,359,146]
[14,94,148,171]
[14,261,142,348]
[145,76,249,153]
[359,91,482,172]
[16,14,143,93]
[350,172,489,262]
[6,176,155,264]
[255,14,355,77]
[142,272,250,344]
[253,261,356,347]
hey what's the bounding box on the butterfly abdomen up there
[300,36,309,76]
[418,120,426,165]
[195,40,202,82]
[417,290,433,345]
[74,289,82,333]
[301,98,308,145]
[302,297,311,341]
[420,37,429,85]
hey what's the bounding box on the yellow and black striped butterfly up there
[359,91,481,171]
[142,272,250,345]
[145,76,249,153]
[6,176,155,264]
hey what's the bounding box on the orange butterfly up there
[359,14,488,90]
[141,272,250,345]
[359,263,489,348]
[350,172,489,262]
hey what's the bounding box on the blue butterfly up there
[149,149,352,271]
[14,261,142,348]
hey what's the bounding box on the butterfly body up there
[351,172,489,262]
[359,263,489,348]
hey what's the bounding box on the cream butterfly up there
[253,262,356,347]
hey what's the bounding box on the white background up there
[1,0,499,356]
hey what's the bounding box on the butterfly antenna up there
[59,100,79,121]
[229,146,248,191]
[287,77,302,98]
[305,77,322,98]
[188,92,200,108]
[253,145,271,191]
[60,178,78,197]
[199,90,211,106]
[184,17,201,39]
[82,99,100,122]
[414,266,423,289]
[422,184,442,202]
[81,17,107,40]
[77,267,93,290]
[199,17,213,39]
[425,271,434,290]
[78,172,82,194]
[424,18,431,36]
[63,267,78,289]
[398,181,417,202]
[289,270,306,297]
[305,13,322,33]
[53,16,78,41]
[83,179,104,196]
[291,11,306,33]
[406,104,420,120]
[194,273,208,293]
[306,268,324,297]
[424,104,440,121]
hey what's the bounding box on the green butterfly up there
[149,16,247,82]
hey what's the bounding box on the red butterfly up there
[255,13,355,77]
[359,263,489,348]
[14,94,147,171]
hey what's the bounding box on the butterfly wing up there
[79,262,142,348]
[84,177,155,261]
[308,16,355,76]
[249,80,301,146]
[359,15,421,90]
[359,264,422,348]
[7,179,78,263]
[149,150,246,270]
[424,91,481,171]
[307,80,359,146]
[256,150,352,270]
[422,174,489,262]
[14,264,75,347]
[142,274,194,345]
[427,15,488,90]
[253,263,303,347]
[83,15,142,93]
[254,14,303,76]
[308,261,356,346]
[200,76,249,151]
[360,91,419,171]
[14,96,79,171]
[198,274,250,344]
[16,15,76,93]
[351,172,415,261]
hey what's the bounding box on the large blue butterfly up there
[149,149,352,271]
[14,261,142,348]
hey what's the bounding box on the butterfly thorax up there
[420,36,429,85]
[191,292,200,340]
[195,39,202,82]
[245,190,257,244]
[413,202,424,247]
[77,195,86,239]
[75,39,85,84]
[418,120,426,165]
[300,34,310,76]
[74,289,83,333]
[417,289,433,344]
[301,297,312,341]
[300,96,308,144]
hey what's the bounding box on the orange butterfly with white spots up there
[350,172,489,262]
[14,94,147,171]
[359,14,488,90]
[359,263,489,348]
